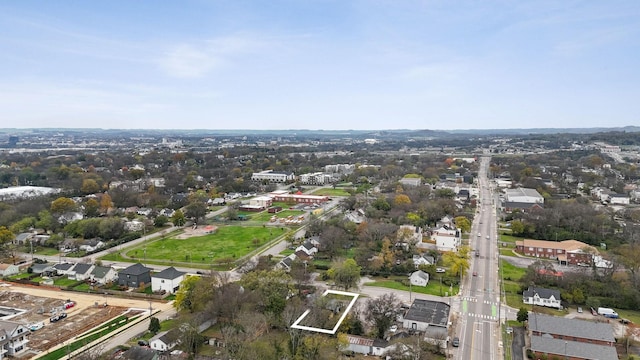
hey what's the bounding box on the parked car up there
[29,322,44,331]
[389,325,398,333]
[577,307,583,313]
[436,267,446,273]
[452,337,460,347]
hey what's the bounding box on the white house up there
[53,263,75,276]
[150,330,179,352]
[432,226,461,252]
[151,267,186,294]
[68,263,95,281]
[90,266,118,285]
[295,242,318,257]
[409,270,429,287]
[249,196,273,208]
[412,254,436,269]
[399,177,422,187]
[0,263,19,277]
[522,287,562,309]
[609,194,630,205]
[345,335,389,356]
[78,239,104,253]
[0,320,30,356]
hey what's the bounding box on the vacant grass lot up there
[237,209,305,222]
[125,225,287,263]
[309,188,352,196]
[365,276,460,297]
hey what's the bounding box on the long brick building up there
[514,239,596,266]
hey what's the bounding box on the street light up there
[564,341,568,360]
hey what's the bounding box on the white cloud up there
[157,44,222,79]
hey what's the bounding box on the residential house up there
[124,220,145,232]
[398,225,422,244]
[409,270,429,287]
[344,209,366,224]
[68,263,94,281]
[78,239,104,253]
[399,177,422,187]
[90,266,118,286]
[150,329,179,352]
[277,254,296,271]
[432,226,461,252]
[515,239,597,266]
[609,193,630,205]
[528,313,617,360]
[118,263,152,288]
[344,335,389,356]
[412,254,436,269]
[14,232,35,245]
[0,329,8,359]
[0,264,19,277]
[295,242,318,258]
[29,263,55,276]
[151,267,185,295]
[121,346,159,360]
[53,263,75,276]
[436,215,455,229]
[522,287,562,309]
[0,320,29,357]
[402,299,450,347]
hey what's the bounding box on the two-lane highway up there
[458,156,502,360]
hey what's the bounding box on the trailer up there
[597,307,619,318]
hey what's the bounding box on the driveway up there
[511,326,525,360]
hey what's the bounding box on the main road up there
[457,156,503,360]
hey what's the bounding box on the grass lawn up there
[614,309,640,325]
[54,277,79,287]
[238,209,305,222]
[73,283,91,291]
[125,225,287,264]
[309,188,352,196]
[499,233,521,244]
[280,249,294,256]
[500,260,527,282]
[365,277,460,297]
[34,247,60,256]
[500,248,517,257]
[9,273,33,280]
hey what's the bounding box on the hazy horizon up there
[1,1,639,130]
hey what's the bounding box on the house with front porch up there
[0,320,30,357]
[522,286,562,309]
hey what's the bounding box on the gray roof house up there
[530,336,617,360]
[409,270,430,287]
[402,299,450,348]
[150,329,180,352]
[0,320,30,356]
[90,266,118,285]
[151,267,185,294]
[118,263,152,288]
[523,287,562,309]
[53,263,75,276]
[68,263,94,281]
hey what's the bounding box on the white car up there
[477,233,481,237]
[389,325,398,333]
[29,322,44,331]
[436,267,446,273]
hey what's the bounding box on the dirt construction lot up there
[0,282,163,358]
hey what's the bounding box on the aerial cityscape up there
[1,128,640,360]
[2,1,640,360]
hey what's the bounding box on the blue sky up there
[1,1,639,130]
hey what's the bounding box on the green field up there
[365,277,460,297]
[309,188,352,196]
[34,247,60,256]
[500,260,527,281]
[125,225,287,264]
[498,233,521,244]
[237,209,305,222]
